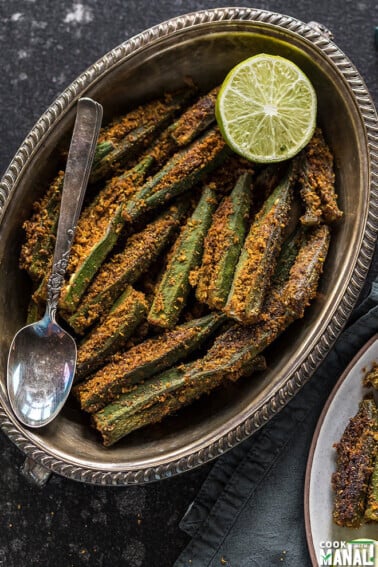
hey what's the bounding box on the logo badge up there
[319,539,377,566]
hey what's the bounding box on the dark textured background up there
[0,2,377,566]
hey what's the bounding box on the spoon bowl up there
[6,97,103,428]
[7,315,77,427]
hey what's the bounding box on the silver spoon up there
[7,97,103,428]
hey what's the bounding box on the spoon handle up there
[46,97,103,319]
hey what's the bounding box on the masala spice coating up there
[66,157,150,276]
[138,86,220,170]
[123,127,228,224]
[148,186,219,328]
[74,313,226,413]
[332,398,378,527]
[91,90,194,183]
[365,457,378,522]
[171,86,219,147]
[68,202,186,334]
[225,167,294,324]
[93,354,267,446]
[18,85,341,447]
[90,217,331,444]
[280,223,330,319]
[363,362,378,390]
[97,93,184,146]
[76,286,148,378]
[20,170,64,281]
[195,172,252,309]
[298,128,343,225]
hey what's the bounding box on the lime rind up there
[216,54,317,163]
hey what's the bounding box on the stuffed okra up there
[225,165,295,324]
[76,286,149,378]
[67,200,188,334]
[92,353,267,446]
[332,397,378,527]
[74,312,227,413]
[59,156,153,313]
[19,91,192,283]
[363,362,378,390]
[138,86,221,171]
[195,172,252,309]
[365,455,378,522]
[148,186,219,328]
[170,86,219,147]
[91,223,330,444]
[123,127,229,225]
[18,79,341,450]
[298,128,343,226]
[95,356,268,443]
[20,170,65,282]
[89,89,194,183]
[61,91,222,312]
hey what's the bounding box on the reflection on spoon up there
[9,316,75,426]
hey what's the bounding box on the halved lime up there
[216,54,317,163]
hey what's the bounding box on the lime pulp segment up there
[216,54,317,163]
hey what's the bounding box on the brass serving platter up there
[0,8,377,485]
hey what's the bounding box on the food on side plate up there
[365,455,378,522]
[19,58,342,446]
[363,362,378,390]
[331,364,378,527]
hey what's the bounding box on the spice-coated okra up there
[91,223,330,444]
[19,91,192,284]
[137,86,221,171]
[170,86,219,147]
[195,172,252,310]
[89,89,194,184]
[60,156,153,314]
[92,354,267,446]
[62,90,222,313]
[73,312,227,413]
[365,454,378,522]
[225,165,295,324]
[298,128,343,226]
[123,127,229,225]
[67,200,188,334]
[148,186,219,328]
[19,85,339,448]
[332,397,378,527]
[20,170,65,282]
[76,286,149,378]
[363,362,378,390]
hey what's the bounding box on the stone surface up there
[0,1,377,566]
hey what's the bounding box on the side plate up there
[305,335,378,566]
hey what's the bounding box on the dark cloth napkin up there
[174,282,378,567]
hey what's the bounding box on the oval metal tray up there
[0,7,377,485]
